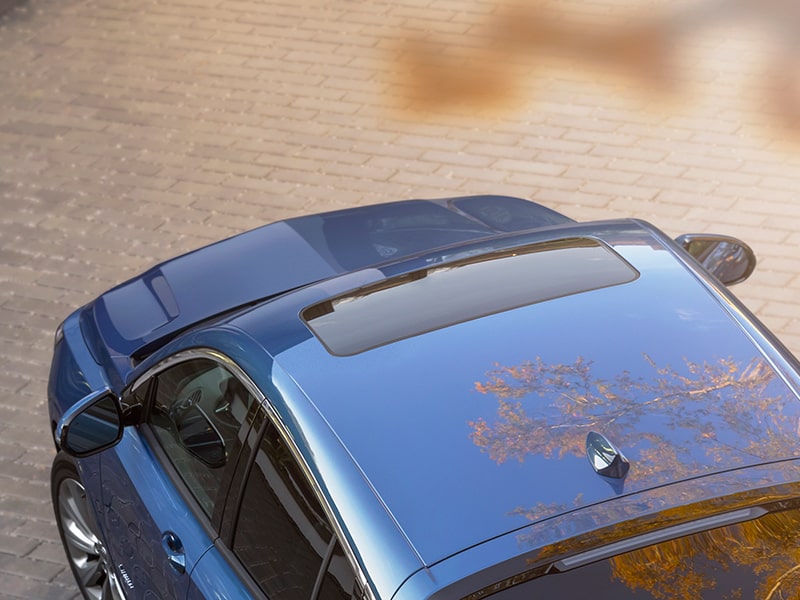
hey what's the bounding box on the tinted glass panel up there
[63,394,122,455]
[451,196,573,232]
[319,542,359,600]
[149,358,256,517]
[304,238,638,355]
[287,200,493,271]
[475,506,800,600]
[234,422,334,600]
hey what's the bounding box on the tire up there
[51,453,127,600]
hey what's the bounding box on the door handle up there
[161,531,186,574]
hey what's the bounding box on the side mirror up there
[174,405,227,468]
[56,388,123,457]
[675,234,756,286]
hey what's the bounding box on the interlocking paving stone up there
[1,0,800,597]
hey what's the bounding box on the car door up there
[190,403,366,600]
[99,351,259,599]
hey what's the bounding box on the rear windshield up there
[467,504,800,600]
[303,238,638,356]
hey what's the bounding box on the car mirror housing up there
[675,233,757,286]
[56,388,124,457]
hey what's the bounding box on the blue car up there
[49,195,800,600]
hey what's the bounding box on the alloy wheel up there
[57,477,127,600]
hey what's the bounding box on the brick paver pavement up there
[0,0,799,597]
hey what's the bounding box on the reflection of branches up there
[473,353,800,598]
[608,508,800,599]
[471,353,794,486]
[765,563,800,600]
[509,495,584,524]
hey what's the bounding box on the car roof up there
[227,217,800,572]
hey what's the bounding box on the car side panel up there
[49,310,119,556]
[188,546,254,600]
[48,309,118,435]
[101,429,215,599]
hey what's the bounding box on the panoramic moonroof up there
[303,238,639,356]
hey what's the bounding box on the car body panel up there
[92,221,336,362]
[48,312,123,568]
[128,324,426,598]
[48,310,117,425]
[100,430,215,599]
[49,299,215,598]
[188,545,252,600]
[47,197,800,600]
[399,461,800,600]
[234,219,800,566]
[81,197,573,385]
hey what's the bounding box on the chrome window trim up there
[130,347,375,600]
[131,348,264,406]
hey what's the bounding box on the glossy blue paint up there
[189,547,252,600]
[92,221,336,363]
[48,197,800,600]
[395,461,800,600]
[48,309,117,427]
[256,220,800,565]
[132,324,426,598]
[101,429,216,599]
[85,197,572,383]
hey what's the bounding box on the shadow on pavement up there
[0,0,29,19]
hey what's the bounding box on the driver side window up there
[147,358,257,518]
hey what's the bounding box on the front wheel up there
[51,454,127,600]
